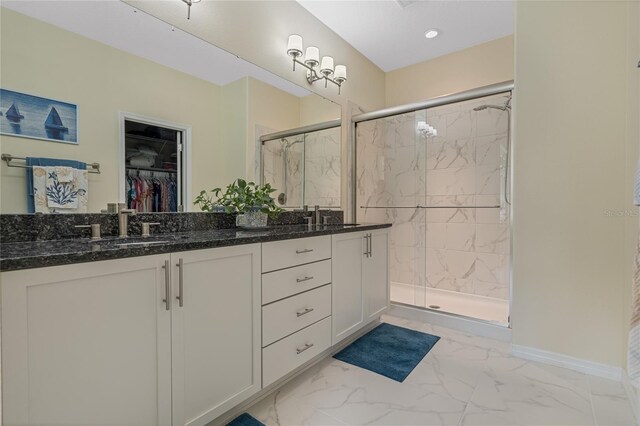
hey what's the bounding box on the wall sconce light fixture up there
[287,34,347,94]
[181,0,201,19]
[417,121,437,137]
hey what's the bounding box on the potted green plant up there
[194,179,282,228]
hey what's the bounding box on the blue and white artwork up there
[0,89,78,144]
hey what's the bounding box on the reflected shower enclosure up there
[261,125,341,209]
[356,92,512,325]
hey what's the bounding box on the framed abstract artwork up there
[0,89,78,144]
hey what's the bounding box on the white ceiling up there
[0,0,312,97]
[296,0,514,72]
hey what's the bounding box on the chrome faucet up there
[118,204,136,238]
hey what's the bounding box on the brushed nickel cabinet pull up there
[368,233,373,257]
[296,307,314,317]
[295,248,314,254]
[296,276,314,283]
[162,260,171,311]
[176,258,184,307]
[296,343,314,355]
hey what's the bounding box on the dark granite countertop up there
[0,223,391,272]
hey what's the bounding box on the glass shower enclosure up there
[261,123,341,209]
[355,91,512,326]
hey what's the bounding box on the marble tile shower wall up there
[356,93,511,303]
[426,95,510,301]
[263,137,303,208]
[303,127,341,207]
[262,127,340,208]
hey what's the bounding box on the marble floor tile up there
[248,390,347,426]
[588,376,637,426]
[243,315,636,426]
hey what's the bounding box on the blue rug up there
[227,413,264,426]
[333,323,440,382]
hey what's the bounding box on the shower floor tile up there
[246,315,636,426]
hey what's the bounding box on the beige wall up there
[512,0,638,368]
[299,94,341,126]
[246,77,301,182]
[219,78,249,190]
[385,36,514,107]
[0,9,231,213]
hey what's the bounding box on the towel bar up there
[1,153,101,174]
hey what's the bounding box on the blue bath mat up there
[227,413,264,426]
[333,323,440,382]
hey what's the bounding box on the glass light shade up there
[287,34,303,57]
[320,56,334,75]
[417,121,428,131]
[334,65,347,82]
[304,46,320,67]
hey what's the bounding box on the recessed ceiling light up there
[425,29,439,39]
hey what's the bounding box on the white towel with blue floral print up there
[33,166,88,213]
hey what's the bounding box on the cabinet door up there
[364,229,390,321]
[331,231,365,344]
[171,244,261,426]
[1,255,172,426]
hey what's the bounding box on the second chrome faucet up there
[118,203,136,238]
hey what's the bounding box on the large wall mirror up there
[0,1,341,214]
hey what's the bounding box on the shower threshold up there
[390,282,509,327]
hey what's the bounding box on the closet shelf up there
[125,133,175,144]
[126,166,176,173]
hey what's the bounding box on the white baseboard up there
[388,303,512,342]
[511,344,623,381]
[622,371,640,426]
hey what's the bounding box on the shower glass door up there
[422,94,510,324]
[356,92,512,326]
[356,111,427,308]
[261,126,341,209]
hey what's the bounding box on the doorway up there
[119,112,191,212]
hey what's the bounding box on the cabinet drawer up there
[262,259,331,304]
[262,316,331,387]
[262,236,331,272]
[262,284,331,347]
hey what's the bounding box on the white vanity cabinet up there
[1,255,173,426]
[170,244,261,426]
[332,229,389,344]
[261,236,333,387]
[1,244,261,426]
[1,228,389,425]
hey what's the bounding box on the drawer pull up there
[296,276,314,283]
[296,307,315,317]
[296,343,314,354]
[295,248,314,254]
